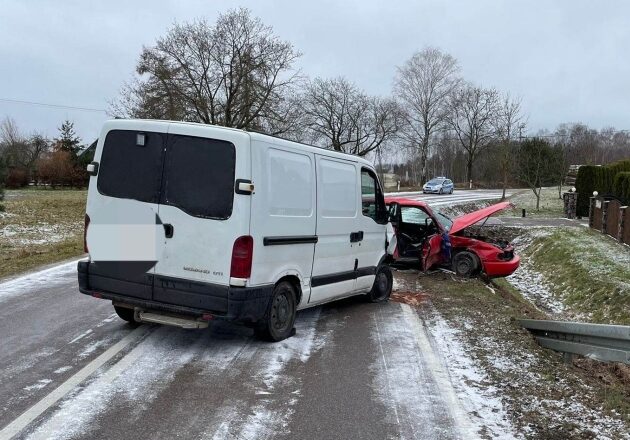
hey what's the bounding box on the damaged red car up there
[385,197,520,278]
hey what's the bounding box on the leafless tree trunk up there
[302,77,402,156]
[493,94,526,200]
[446,85,499,183]
[394,47,460,183]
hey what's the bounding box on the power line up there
[0,98,107,113]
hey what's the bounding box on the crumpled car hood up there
[449,201,512,235]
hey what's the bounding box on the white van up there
[78,120,393,341]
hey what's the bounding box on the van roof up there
[103,119,374,167]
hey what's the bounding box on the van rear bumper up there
[77,261,273,323]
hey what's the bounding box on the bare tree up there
[515,138,558,210]
[394,47,460,183]
[0,118,50,182]
[447,85,499,183]
[302,77,401,156]
[111,8,302,135]
[494,94,526,199]
[0,117,23,151]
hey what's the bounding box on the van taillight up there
[230,236,253,279]
[84,214,90,253]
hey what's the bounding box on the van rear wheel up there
[367,266,393,303]
[255,281,297,342]
[113,305,138,325]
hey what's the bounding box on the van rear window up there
[98,130,236,219]
[162,135,235,219]
[98,130,165,204]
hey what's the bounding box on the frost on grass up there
[507,226,630,323]
[506,230,568,316]
[427,289,630,439]
[1,223,81,246]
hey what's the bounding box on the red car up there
[385,197,520,278]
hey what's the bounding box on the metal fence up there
[520,319,630,364]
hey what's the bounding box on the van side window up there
[319,159,357,218]
[268,148,313,217]
[98,130,165,203]
[162,135,236,219]
[361,169,384,222]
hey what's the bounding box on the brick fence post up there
[619,206,628,242]
[563,192,577,219]
[589,197,596,228]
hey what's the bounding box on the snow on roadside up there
[0,259,83,304]
[425,311,518,440]
[226,308,327,440]
[505,230,567,316]
[26,309,328,440]
[371,302,517,439]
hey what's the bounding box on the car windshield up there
[434,210,453,231]
[427,179,444,185]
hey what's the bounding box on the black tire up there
[255,281,297,342]
[450,188,454,194]
[439,188,443,194]
[452,251,480,277]
[114,305,138,325]
[367,265,393,303]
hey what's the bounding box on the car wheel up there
[114,305,139,325]
[450,188,454,194]
[255,281,297,342]
[439,188,443,194]
[367,266,393,303]
[452,251,480,277]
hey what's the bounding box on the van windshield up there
[98,130,236,219]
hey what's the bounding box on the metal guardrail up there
[520,319,630,364]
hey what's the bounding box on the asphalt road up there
[0,190,511,440]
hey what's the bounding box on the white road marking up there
[0,326,148,440]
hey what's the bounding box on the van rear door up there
[152,124,251,313]
[87,123,168,301]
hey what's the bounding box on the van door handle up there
[350,231,364,243]
[163,224,174,238]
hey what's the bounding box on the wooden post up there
[589,197,596,228]
[602,201,609,235]
[617,206,630,243]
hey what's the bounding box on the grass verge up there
[393,271,630,438]
[503,187,565,218]
[0,188,86,279]
[519,227,630,325]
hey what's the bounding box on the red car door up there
[421,233,443,271]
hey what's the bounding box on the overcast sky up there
[1,0,629,142]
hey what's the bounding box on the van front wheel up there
[367,266,393,303]
[255,281,297,342]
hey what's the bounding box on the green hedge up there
[575,159,630,216]
[613,172,630,203]
[575,165,599,216]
